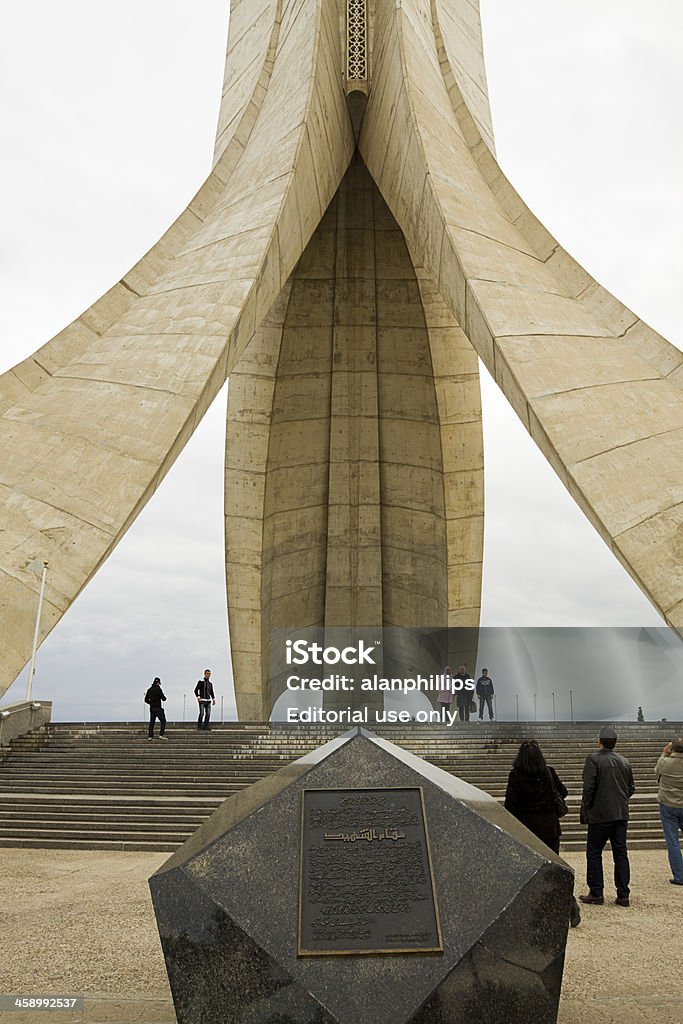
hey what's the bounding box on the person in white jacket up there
[655,737,683,886]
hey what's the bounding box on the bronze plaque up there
[298,787,443,956]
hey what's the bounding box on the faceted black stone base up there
[150,729,573,1024]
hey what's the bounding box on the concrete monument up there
[1,1,682,718]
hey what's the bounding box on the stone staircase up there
[0,721,679,853]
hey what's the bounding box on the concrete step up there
[0,773,660,792]
[0,819,198,837]
[20,753,666,767]
[0,768,271,782]
[0,785,248,797]
[0,836,178,852]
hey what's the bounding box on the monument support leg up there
[360,0,683,635]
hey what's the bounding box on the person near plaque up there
[453,665,473,722]
[144,677,168,740]
[436,666,454,723]
[475,668,495,721]
[504,739,581,927]
[654,736,683,886]
[194,669,216,731]
[579,726,635,908]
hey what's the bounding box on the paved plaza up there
[1,848,681,1023]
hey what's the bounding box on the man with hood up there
[144,677,167,740]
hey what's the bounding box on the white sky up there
[1,1,681,720]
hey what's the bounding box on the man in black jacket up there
[579,726,635,907]
[194,669,216,731]
[453,665,474,722]
[476,669,495,721]
[144,677,167,740]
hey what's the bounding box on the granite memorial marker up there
[150,728,574,1024]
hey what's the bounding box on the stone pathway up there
[0,849,681,1023]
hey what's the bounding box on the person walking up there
[654,736,683,886]
[504,739,580,928]
[144,677,167,740]
[476,668,495,721]
[579,726,635,907]
[194,669,216,731]
[453,665,473,722]
[436,666,454,723]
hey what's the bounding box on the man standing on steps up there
[579,726,635,908]
[145,677,168,741]
[436,666,454,724]
[476,668,495,722]
[453,665,474,722]
[195,669,216,731]
[654,736,683,886]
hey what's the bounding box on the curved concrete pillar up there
[360,0,683,634]
[0,0,353,698]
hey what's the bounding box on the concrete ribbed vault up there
[0,0,681,716]
[226,156,483,717]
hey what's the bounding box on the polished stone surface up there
[150,728,573,1024]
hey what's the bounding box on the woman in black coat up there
[504,740,580,927]
[504,740,566,851]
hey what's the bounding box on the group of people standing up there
[504,727,683,928]
[436,666,495,722]
[144,669,217,738]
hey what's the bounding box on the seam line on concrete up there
[530,375,662,403]
[32,358,53,377]
[0,497,115,539]
[614,498,683,540]
[53,375,189,398]
[571,424,683,468]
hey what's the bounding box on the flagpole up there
[26,561,48,702]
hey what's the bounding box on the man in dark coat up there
[194,668,216,731]
[579,726,635,907]
[475,668,495,721]
[144,677,167,740]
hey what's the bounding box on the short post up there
[26,560,48,702]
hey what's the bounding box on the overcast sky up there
[1,1,681,721]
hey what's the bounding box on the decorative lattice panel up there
[347,0,367,80]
